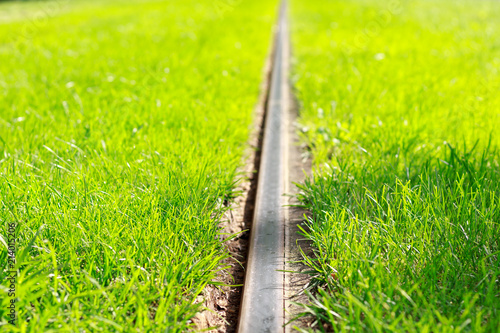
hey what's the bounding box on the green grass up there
[290,0,500,331]
[0,0,276,330]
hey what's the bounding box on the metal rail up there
[237,1,288,332]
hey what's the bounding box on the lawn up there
[291,0,500,331]
[0,0,276,330]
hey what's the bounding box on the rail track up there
[237,2,309,332]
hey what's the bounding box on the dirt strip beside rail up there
[193,1,313,331]
[237,1,313,332]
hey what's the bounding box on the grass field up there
[0,0,276,330]
[291,0,500,331]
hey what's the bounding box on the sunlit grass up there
[0,0,276,330]
[291,0,500,331]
